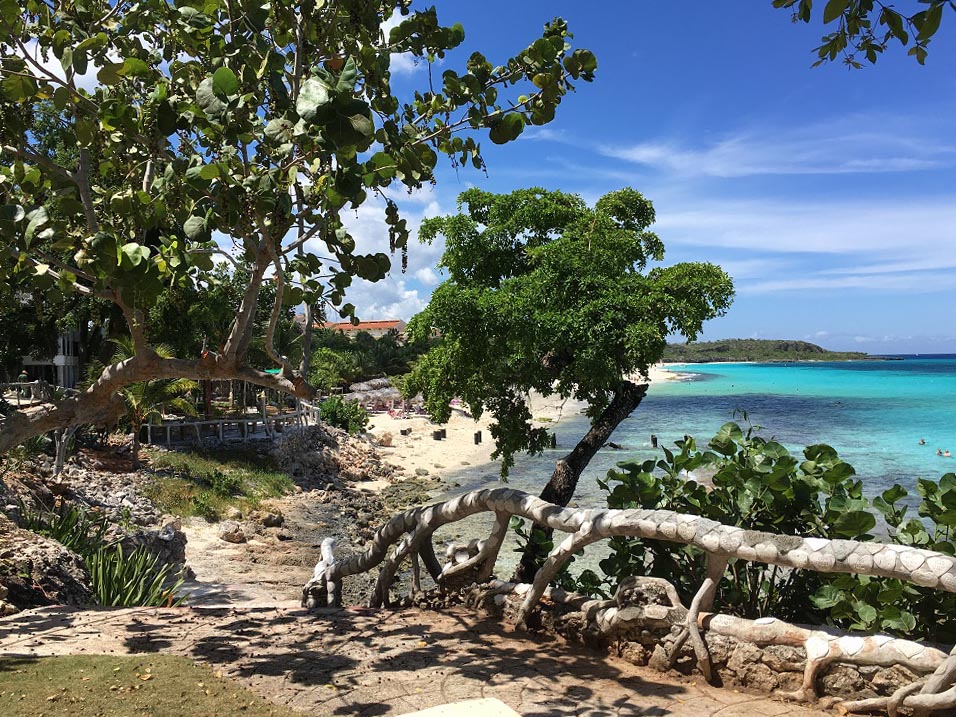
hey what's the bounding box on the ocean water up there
[453,356,956,506]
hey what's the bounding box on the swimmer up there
[938,449,944,456]
[947,451,953,458]
[919,438,926,445]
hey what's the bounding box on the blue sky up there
[343,2,956,354]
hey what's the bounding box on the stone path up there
[0,604,831,717]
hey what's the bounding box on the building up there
[21,327,83,388]
[319,319,408,340]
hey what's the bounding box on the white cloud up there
[306,191,449,320]
[414,267,441,286]
[654,196,956,258]
[598,115,956,178]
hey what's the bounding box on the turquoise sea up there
[457,356,956,506]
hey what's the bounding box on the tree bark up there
[512,379,648,583]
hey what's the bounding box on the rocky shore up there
[0,423,452,614]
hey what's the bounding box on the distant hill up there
[662,339,876,363]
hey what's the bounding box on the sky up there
[340,2,956,355]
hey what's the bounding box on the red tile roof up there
[321,319,407,332]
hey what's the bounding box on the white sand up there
[364,366,679,482]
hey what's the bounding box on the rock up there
[218,520,246,544]
[250,510,284,528]
[0,514,91,610]
[414,468,429,477]
[272,425,396,488]
[225,506,243,521]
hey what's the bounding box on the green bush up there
[571,421,956,641]
[191,491,220,522]
[87,543,186,607]
[319,396,369,434]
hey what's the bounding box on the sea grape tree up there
[404,187,734,579]
[774,0,953,66]
[0,0,596,451]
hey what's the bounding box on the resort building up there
[305,318,408,340]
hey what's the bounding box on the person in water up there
[920,438,927,445]
[938,449,944,456]
[947,451,953,458]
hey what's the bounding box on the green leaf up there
[335,57,358,93]
[810,583,844,609]
[97,63,123,86]
[1,74,37,101]
[0,0,18,25]
[917,4,943,41]
[120,242,150,267]
[183,215,209,241]
[832,509,876,537]
[196,78,226,118]
[296,77,332,122]
[119,57,151,78]
[24,206,49,244]
[198,164,220,180]
[823,0,850,24]
[52,86,71,110]
[212,66,239,97]
[488,113,525,144]
[75,118,95,145]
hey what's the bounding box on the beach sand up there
[364,366,679,488]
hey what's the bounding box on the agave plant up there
[87,543,187,607]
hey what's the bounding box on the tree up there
[405,187,734,580]
[774,0,952,66]
[0,0,596,453]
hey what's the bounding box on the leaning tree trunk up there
[512,379,648,583]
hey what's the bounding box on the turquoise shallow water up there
[455,356,956,506]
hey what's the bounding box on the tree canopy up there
[0,0,595,452]
[406,187,735,475]
[774,0,952,66]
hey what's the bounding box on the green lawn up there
[0,654,298,716]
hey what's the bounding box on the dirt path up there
[0,604,830,717]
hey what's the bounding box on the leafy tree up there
[774,0,952,66]
[405,187,733,579]
[0,0,595,453]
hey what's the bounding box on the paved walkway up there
[0,604,830,717]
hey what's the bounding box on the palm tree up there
[86,338,198,468]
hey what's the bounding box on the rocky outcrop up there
[0,514,91,611]
[272,425,395,488]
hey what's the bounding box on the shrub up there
[87,543,186,607]
[565,421,956,641]
[191,491,220,522]
[319,396,369,434]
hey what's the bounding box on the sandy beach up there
[364,366,680,488]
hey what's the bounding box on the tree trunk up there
[512,379,648,583]
[131,425,141,469]
[203,379,212,420]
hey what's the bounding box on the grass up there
[0,655,298,717]
[145,446,295,521]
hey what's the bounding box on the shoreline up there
[365,366,681,486]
